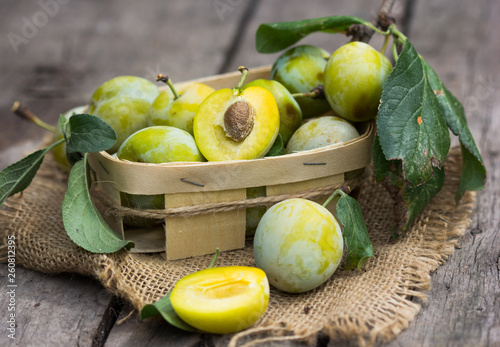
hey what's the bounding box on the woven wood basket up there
[87,66,375,260]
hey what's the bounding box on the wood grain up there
[0,0,498,346]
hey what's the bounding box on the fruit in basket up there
[88,76,160,153]
[270,45,331,119]
[286,115,359,154]
[117,125,204,227]
[52,105,87,172]
[170,266,270,334]
[193,67,280,161]
[245,186,267,237]
[119,193,166,228]
[117,125,204,163]
[253,198,343,293]
[323,42,392,122]
[243,79,302,146]
[150,75,215,135]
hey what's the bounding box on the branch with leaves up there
[255,11,486,234]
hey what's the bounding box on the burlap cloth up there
[0,147,476,346]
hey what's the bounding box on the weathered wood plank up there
[0,0,248,164]
[0,267,117,346]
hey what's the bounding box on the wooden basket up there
[87,66,375,260]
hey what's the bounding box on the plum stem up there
[392,42,399,63]
[291,86,325,100]
[11,101,57,133]
[156,74,180,100]
[234,66,249,95]
[380,34,391,55]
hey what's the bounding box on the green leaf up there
[265,133,286,157]
[335,189,374,270]
[373,136,444,233]
[62,153,133,253]
[66,114,116,153]
[420,58,486,201]
[0,140,63,207]
[372,135,405,185]
[402,166,445,230]
[256,16,367,53]
[140,292,197,332]
[58,113,69,136]
[377,39,450,188]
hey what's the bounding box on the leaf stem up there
[322,186,351,208]
[48,137,66,150]
[363,21,390,36]
[388,23,407,44]
[11,101,57,133]
[156,74,180,100]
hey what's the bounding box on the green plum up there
[253,198,343,293]
[119,192,166,228]
[117,125,204,163]
[270,45,331,119]
[117,125,205,227]
[286,115,359,154]
[324,42,392,122]
[243,79,302,146]
[88,76,160,153]
[149,81,215,135]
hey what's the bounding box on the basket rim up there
[96,117,373,168]
[88,119,374,195]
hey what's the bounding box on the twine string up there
[95,176,361,220]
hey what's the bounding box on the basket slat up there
[164,189,246,260]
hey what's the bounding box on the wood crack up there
[217,0,260,74]
[91,296,124,347]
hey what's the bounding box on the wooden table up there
[1,1,499,346]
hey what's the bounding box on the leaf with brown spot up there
[377,40,450,188]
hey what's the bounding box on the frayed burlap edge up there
[0,147,476,347]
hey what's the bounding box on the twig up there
[11,101,57,133]
[348,0,397,42]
